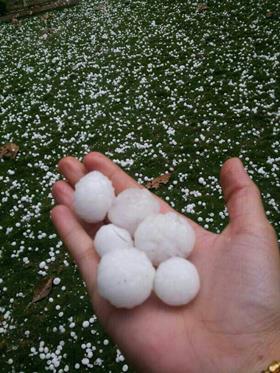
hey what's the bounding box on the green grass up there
[0,0,279,371]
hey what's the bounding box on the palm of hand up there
[51,153,280,373]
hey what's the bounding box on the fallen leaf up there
[32,276,54,304]
[197,3,208,13]
[146,172,172,189]
[265,11,278,19]
[0,142,19,159]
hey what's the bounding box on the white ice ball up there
[74,171,115,223]
[134,212,195,266]
[97,248,155,309]
[154,257,200,306]
[94,224,133,257]
[108,188,160,235]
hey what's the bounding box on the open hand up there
[51,152,280,373]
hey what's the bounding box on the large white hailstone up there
[108,188,160,235]
[74,171,115,223]
[154,257,200,306]
[97,248,155,309]
[134,212,195,266]
[94,224,133,257]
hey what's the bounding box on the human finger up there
[58,156,86,187]
[83,152,213,243]
[50,204,118,322]
[220,158,269,232]
[84,152,180,213]
[83,152,144,191]
[52,180,102,238]
[50,204,99,294]
[52,180,74,206]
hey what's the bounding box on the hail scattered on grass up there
[0,0,279,371]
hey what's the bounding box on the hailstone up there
[94,224,133,257]
[108,188,160,235]
[74,171,115,223]
[154,257,200,306]
[97,248,155,309]
[134,212,195,266]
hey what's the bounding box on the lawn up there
[0,0,279,371]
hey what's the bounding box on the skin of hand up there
[51,152,280,373]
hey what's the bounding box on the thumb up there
[220,158,268,232]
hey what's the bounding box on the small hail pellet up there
[154,257,200,306]
[73,171,115,223]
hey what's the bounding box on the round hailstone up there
[154,257,200,306]
[97,248,155,309]
[94,224,133,257]
[134,212,195,266]
[74,171,115,223]
[108,188,160,235]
